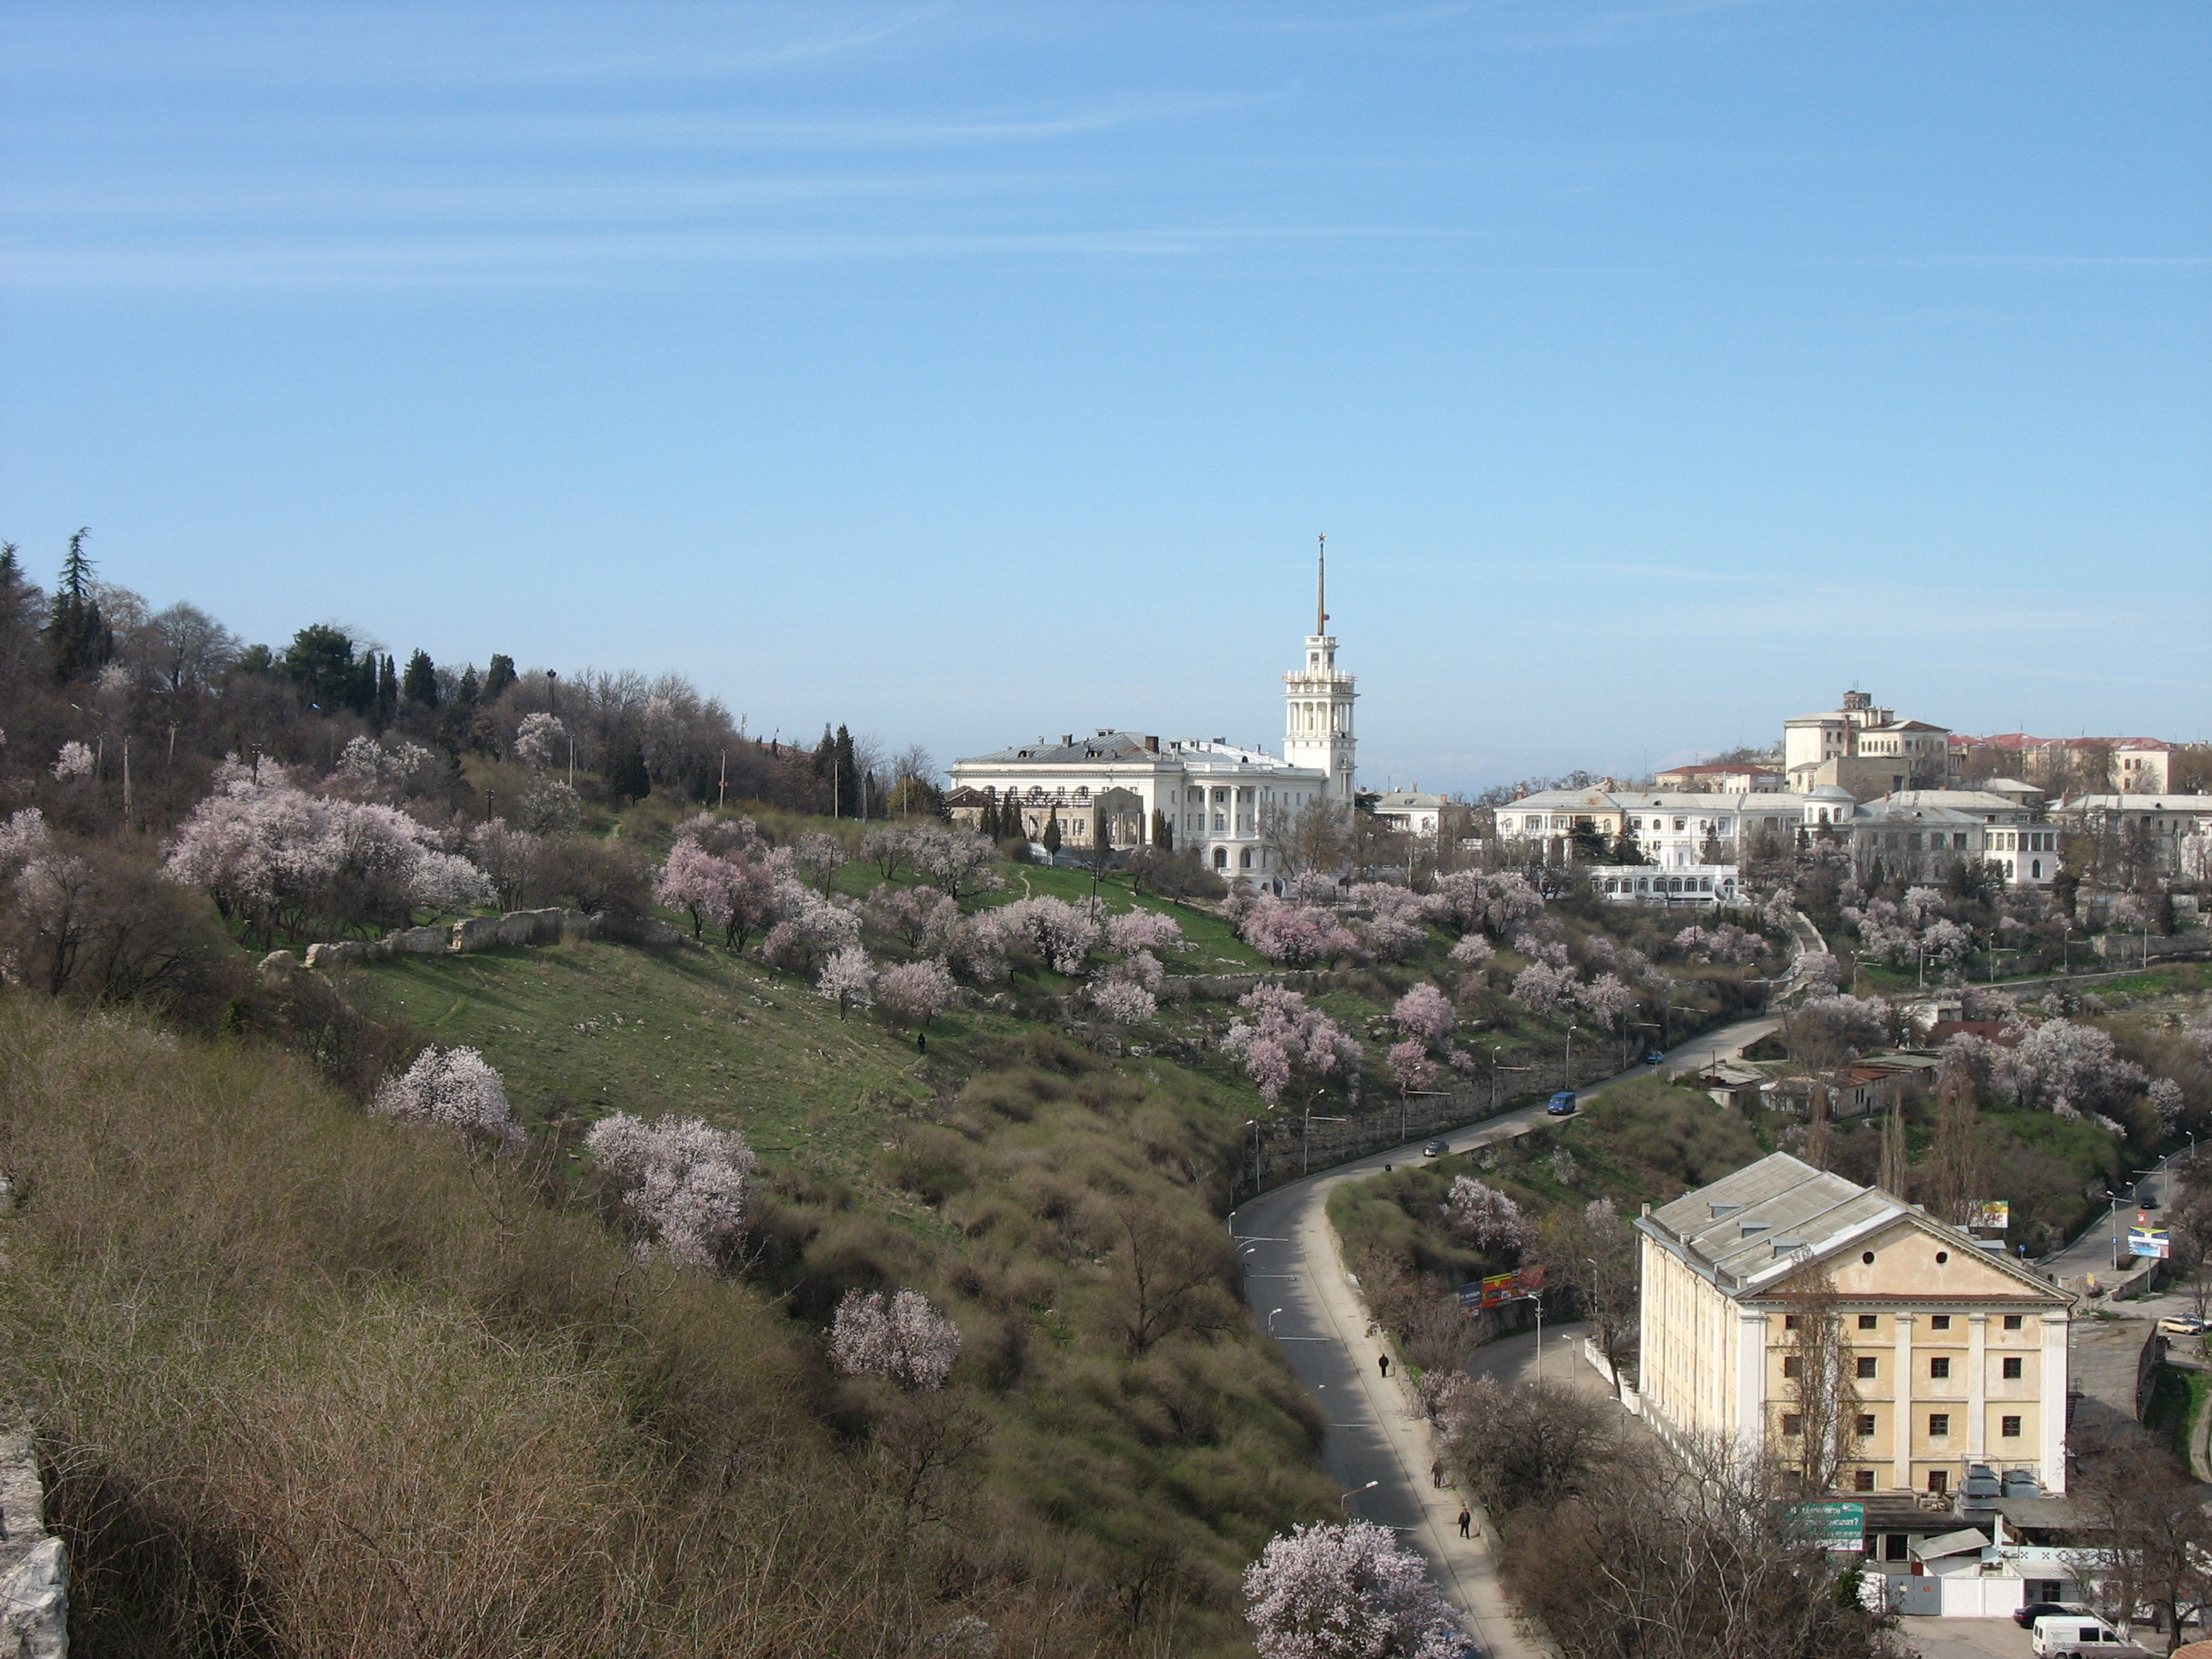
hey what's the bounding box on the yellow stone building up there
[1636,1153,2074,1495]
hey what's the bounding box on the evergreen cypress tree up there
[607,735,651,805]
[44,527,111,684]
[1610,820,1646,865]
[376,655,400,725]
[482,654,517,701]
[980,790,1000,841]
[835,725,859,818]
[1150,807,1173,851]
[1042,806,1062,855]
[455,664,480,705]
[401,649,439,707]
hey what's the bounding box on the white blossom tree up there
[817,946,876,1017]
[1090,976,1158,1028]
[371,1045,523,1150]
[1444,1174,1529,1254]
[829,1287,962,1391]
[876,958,955,1031]
[1243,1519,1460,1659]
[584,1111,756,1267]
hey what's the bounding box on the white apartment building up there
[1784,689,1955,798]
[1638,1153,2074,1497]
[2054,794,2212,882]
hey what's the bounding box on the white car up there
[2157,1315,2209,1336]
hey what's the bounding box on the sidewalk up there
[1294,1159,1553,1659]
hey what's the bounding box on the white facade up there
[1495,784,2058,889]
[946,564,1356,889]
[1371,789,1447,837]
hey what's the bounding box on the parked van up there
[1545,1091,1578,1116]
[2029,1611,2143,1654]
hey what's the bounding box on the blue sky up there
[3,2,2207,790]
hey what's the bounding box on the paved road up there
[2041,1151,2185,1287]
[1229,1012,1782,1658]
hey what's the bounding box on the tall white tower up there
[1282,535,1358,805]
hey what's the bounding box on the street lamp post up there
[1563,1021,1578,1092]
[1490,1050,1532,1115]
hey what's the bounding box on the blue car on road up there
[1545,1091,1578,1116]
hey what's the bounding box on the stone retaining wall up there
[0,1430,65,1659]
[265,907,684,976]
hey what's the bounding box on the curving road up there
[1229,1012,1782,1657]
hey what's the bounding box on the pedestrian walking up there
[1458,1508,1473,1539]
[1431,1461,1446,1488]
[1377,1353,1390,1379]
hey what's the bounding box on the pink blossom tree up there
[1243,1519,1460,1659]
[1241,899,1362,967]
[1432,870,1545,939]
[791,830,847,893]
[1223,984,1362,1107]
[828,1287,961,1391]
[761,880,862,973]
[1347,882,1445,963]
[1575,972,1637,1033]
[864,883,959,953]
[910,825,1002,901]
[987,895,1099,975]
[1090,976,1159,1027]
[371,1045,523,1151]
[1104,907,1184,958]
[876,958,955,1031]
[816,946,876,1017]
[1510,960,1577,1018]
[1388,1040,1438,1097]
[1391,983,1454,1051]
[1447,934,1494,969]
[583,1111,756,1267]
[1444,1175,1529,1254]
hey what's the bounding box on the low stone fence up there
[2093,928,2212,968]
[1,1429,66,1659]
[262,908,684,976]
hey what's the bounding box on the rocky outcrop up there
[0,1430,65,1659]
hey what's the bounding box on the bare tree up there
[1260,797,1351,886]
[1501,1434,1907,1659]
[1775,1265,1862,1493]
[1098,1204,1237,1353]
[2064,1423,2212,1650]
[1918,1062,1986,1227]
[1441,1377,1615,1516]
[1531,1198,1639,1398]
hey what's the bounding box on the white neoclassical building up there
[946,551,1358,888]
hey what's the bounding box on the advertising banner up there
[1780,1500,1866,1551]
[1967,1201,2010,1231]
[2128,1226,2170,1260]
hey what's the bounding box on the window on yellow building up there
[2003,1315,2023,1330]
[1930,1358,1951,1379]
[2003,1358,2023,1380]
[1930,1314,1951,1330]
[1856,1414,1876,1436]
[1929,1413,1951,1437]
[1857,1314,1878,1330]
[2001,1416,2023,1439]
[1781,1414,1803,1436]
[1856,1357,1877,1378]
[1854,1470,1876,1493]
[1782,1355,1803,1378]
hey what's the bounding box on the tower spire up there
[1316,533,1328,635]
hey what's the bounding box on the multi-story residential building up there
[1370,789,1447,838]
[1784,690,1955,797]
[946,554,1352,888]
[1637,1153,2075,1497]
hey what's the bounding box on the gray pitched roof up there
[1639,1152,2069,1303]
[961,731,1169,765]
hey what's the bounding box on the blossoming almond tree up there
[1390,983,1453,1051]
[1240,899,1361,967]
[1444,1174,1529,1254]
[1243,1519,1460,1659]
[817,946,876,1017]
[1090,976,1158,1027]
[371,1045,523,1151]
[876,958,955,1031]
[828,1288,962,1391]
[583,1112,756,1267]
[1223,984,1361,1107]
[1103,907,1183,958]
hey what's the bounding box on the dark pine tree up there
[1610,820,1646,865]
[1150,807,1173,851]
[482,654,517,702]
[43,527,111,684]
[607,735,652,805]
[834,724,859,818]
[401,649,439,708]
[1042,806,1062,855]
[0,542,43,683]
